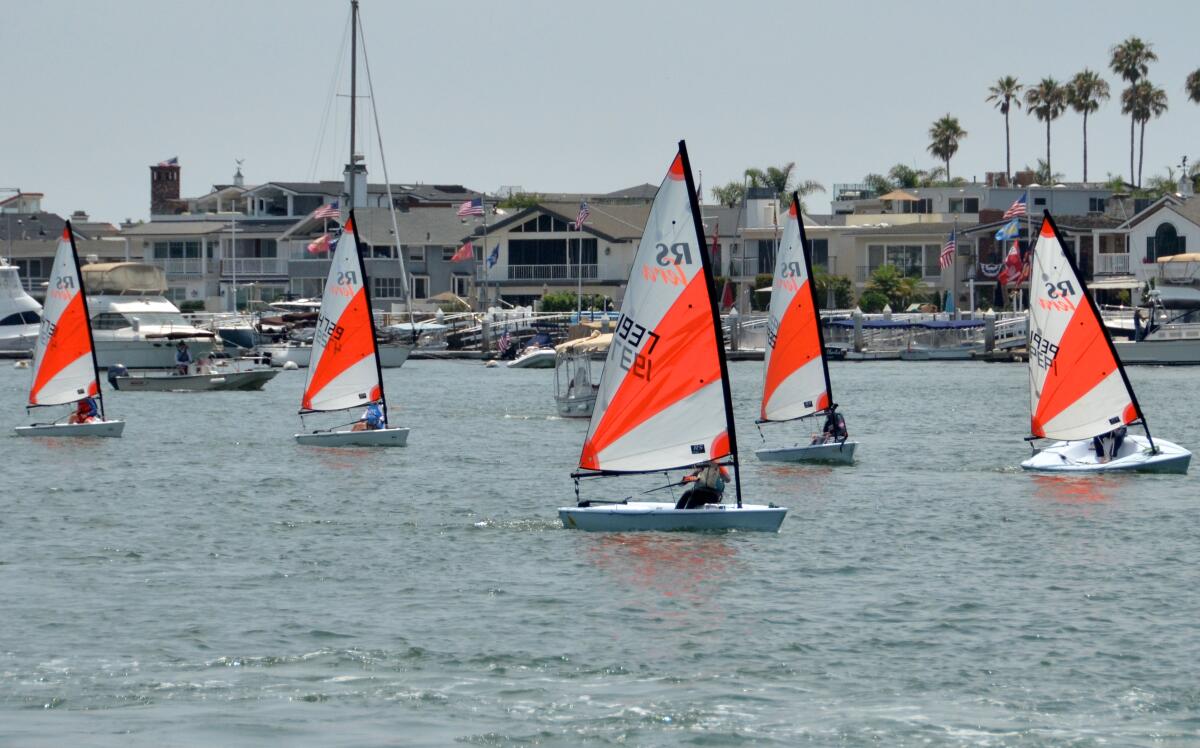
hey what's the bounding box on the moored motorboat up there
[507,345,556,369]
[0,259,41,354]
[554,331,608,418]
[107,360,278,392]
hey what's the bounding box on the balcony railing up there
[151,257,206,276]
[729,257,765,277]
[506,264,598,280]
[856,264,941,282]
[1094,252,1131,275]
[221,258,287,276]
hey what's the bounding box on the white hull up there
[94,338,216,369]
[899,346,979,361]
[0,327,38,353]
[294,426,410,447]
[559,501,786,532]
[259,342,410,368]
[112,369,278,392]
[555,392,597,418]
[14,420,125,438]
[756,440,857,464]
[1113,338,1200,365]
[1021,435,1191,474]
[844,349,901,361]
[507,348,556,368]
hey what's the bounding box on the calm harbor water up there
[1,359,1198,746]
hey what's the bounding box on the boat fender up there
[283,361,299,370]
[107,364,129,390]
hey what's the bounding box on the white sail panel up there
[579,151,728,472]
[300,218,383,413]
[1028,217,1136,441]
[760,200,829,421]
[29,230,98,406]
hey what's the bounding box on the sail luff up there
[797,194,834,410]
[68,221,106,420]
[349,209,388,427]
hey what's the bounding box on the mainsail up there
[1028,213,1142,441]
[29,225,102,411]
[300,213,387,419]
[578,142,736,478]
[760,194,832,422]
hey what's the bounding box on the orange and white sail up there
[1028,214,1140,441]
[579,146,730,473]
[760,196,831,422]
[300,214,385,414]
[29,226,99,407]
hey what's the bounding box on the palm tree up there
[927,115,967,182]
[986,76,1023,181]
[1110,36,1158,185]
[1066,69,1110,182]
[711,181,745,208]
[1121,81,1169,188]
[744,162,825,208]
[888,164,922,188]
[1187,68,1200,104]
[1025,78,1067,183]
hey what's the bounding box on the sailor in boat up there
[67,396,100,424]
[811,404,849,446]
[1093,426,1127,463]
[350,403,386,432]
[175,340,192,375]
[675,460,731,509]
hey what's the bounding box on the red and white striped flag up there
[939,230,956,269]
[1003,192,1027,219]
[312,201,339,220]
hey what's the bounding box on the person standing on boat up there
[811,404,848,445]
[67,396,99,424]
[1093,426,1127,463]
[677,460,730,509]
[175,341,192,375]
[351,403,385,432]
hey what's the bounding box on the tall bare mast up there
[348,0,358,209]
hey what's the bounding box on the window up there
[508,238,597,265]
[1089,197,1107,213]
[452,275,471,297]
[511,214,569,233]
[1149,222,1186,261]
[407,245,424,262]
[442,247,456,261]
[411,275,429,300]
[810,238,829,269]
[948,197,979,213]
[91,313,130,330]
[756,239,776,274]
[0,311,39,325]
[373,276,407,299]
[1033,197,1047,207]
[13,258,44,280]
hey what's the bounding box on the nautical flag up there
[995,218,1021,241]
[313,201,339,220]
[939,230,956,269]
[451,241,474,263]
[719,279,734,311]
[998,239,1023,287]
[498,330,512,354]
[576,201,590,229]
[486,245,499,268]
[457,198,484,217]
[157,156,178,167]
[1003,191,1028,219]
[307,233,332,254]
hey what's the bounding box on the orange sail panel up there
[29,230,98,406]
[1027,216,1136,440]
[300,218,383,412]
[579,149,727,473]
[760,199,829,421]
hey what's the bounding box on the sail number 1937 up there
[614,313,660,381]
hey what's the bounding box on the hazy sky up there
[4,0,1199,223]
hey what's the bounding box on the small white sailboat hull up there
[1021,435,1191,474]
[559,501,787,532]
[294,426,409,447]
[14,420,125,438]
[756,440,857,464]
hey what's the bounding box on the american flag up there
[1003,192,1028,219]
[457,197,484,217]
[157,156,178,167]
[939,230,956,269]
[313,201,339,220]
[576,201,590,230]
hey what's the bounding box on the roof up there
[525,201,652,242]
[879,189,921,201]
[604,183,658,199]
[242,181,481,203]
[121,221,228,237]
[281,205,478,246]
[840,221,959,237]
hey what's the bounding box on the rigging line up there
[357,12,415,325]
[309,12,352,182]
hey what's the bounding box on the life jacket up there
[79,397,98,418]
[364,404,385,429]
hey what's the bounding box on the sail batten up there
[1028,213,1141,441]
[578,144,731,474]
[299,214,386,416]
[760,196,831,422]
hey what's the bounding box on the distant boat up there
[294,212,409,447]
[1021,213,1189,473]
[755,194,857,465]
[15,223,124,438]
[553,331,609,418]
[0,259,42,354]
[560,142,786,532]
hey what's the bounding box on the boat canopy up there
[828,318,914,329]
[556,331,612,355]
[81,263,168,295]
[914,319,984,329]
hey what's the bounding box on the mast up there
[794,190,834,409]
[680,140,742,508]
[66,221,106,421]
[1042,210,1154,451]
[348,0,358,210]
[349,210,389,428]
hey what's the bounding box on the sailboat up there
[15,223,124,438]
[294,212,409,447]
[559,141,787,532]
[1021,212,1189,473]
[755,193,857,464]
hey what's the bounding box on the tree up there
[887,163,946,189]
[1188,68,1200,104]
[1122,80,1169,187]
[711,181,745,208]
[498,192,543,210]
[1030,159,1065,185]
[1110,36,1158,185]
[1025,78,1067,183]
[744,163,825,207]
[1067,69,1110,182]
[862,173,893,195]
[865,265,905,309]
[857,289,889,313]
[813,265,853,309]
[927,114,967,182]
[986,75,1023,181]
